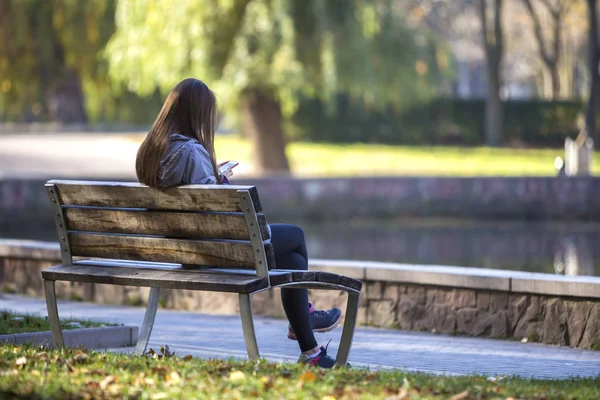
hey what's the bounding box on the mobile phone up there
[218,161,239,174]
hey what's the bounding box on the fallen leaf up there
[165,371,181,386]
[385,389,408,400]
[151,393,168,400]
[449,391,470,400]
[15,357,27,366]
[299,371,317,384]
[183,355,193,361]
[100,376,116,390]
[73,353,88,363]
[261,376,273,391]
[229,370,246,382]
[322,396,336,400]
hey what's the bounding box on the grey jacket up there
[158,134,218,187]
[157,133,272,239]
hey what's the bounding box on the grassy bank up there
[211,136,600,177]
[0,311,113,335]
[1,344,598,399]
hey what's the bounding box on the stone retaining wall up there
[1,240,599,350]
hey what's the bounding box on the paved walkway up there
[1,294,598,379]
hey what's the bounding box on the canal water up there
[5,217,599,277]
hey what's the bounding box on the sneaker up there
[298,343,336,369]
[287,302,342,340]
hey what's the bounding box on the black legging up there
[269,223,318,352]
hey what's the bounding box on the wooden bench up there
[43,180,362,366]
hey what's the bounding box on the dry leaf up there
[182,355,193,361]
[100,376,116,390]
[144,378,156,387]
[165,371,181,386]
[299,371,317,384]
[261,376,274,391]
[322,396,337,400]
[450,391,470,400]
[151,393,168,400]
[15,357,27,366]
[386,389,409,400]
[229,370,246,382]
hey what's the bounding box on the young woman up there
[135,78,342,368]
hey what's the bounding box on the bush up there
[289,96,584,147]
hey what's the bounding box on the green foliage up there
[0,0,163,124]
[105,0,448,119]
[290,97,584,146]
[1,343,599,399]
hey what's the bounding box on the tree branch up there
[522,0,553,66]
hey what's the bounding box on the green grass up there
[0,311,114,335]
[210,136,600,177]
[1,344,598,400]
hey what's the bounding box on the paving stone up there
[1,294,599,379]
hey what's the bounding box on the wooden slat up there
[64,208,270,240]
[68,233,275,270]
[72,260,294,287]
[42,264,268,294]
[49,180,262,212]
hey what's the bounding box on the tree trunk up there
[241,88,290,175]
[550,63,561,99]
[486,62,504,147]
[46,68,88,124]
[479,0,504,146]
[586,0,599,140]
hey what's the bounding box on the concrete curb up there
[0,325,139,349]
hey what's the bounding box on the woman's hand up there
[218,161,234,179]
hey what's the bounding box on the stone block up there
[396,298,420,330]
[366,282,383,300]
[566,300,593,347]
[514,320,543,342]
[368,300,396,327]
[489,293,508,312]
[382,283,399,302]
[426,288,453,305]
[405,286,426,305]
[452,289,476,308]
[507,295,528,331]
[431,304,456,333]
[456,308,478,334]
[476,292,490,310]
[542,298,567,346]
[580,303,600,349]
[94,283,125,306]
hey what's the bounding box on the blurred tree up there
[521,0,576,99]
[585,0,598,139]
[106,0,443,174]
[0,0,115,123]
[478,0,504,146]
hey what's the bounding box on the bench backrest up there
[45,180,274,278]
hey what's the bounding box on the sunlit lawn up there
[1,344,599,400]
[212,135,600,177]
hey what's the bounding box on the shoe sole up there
[287,314,343,341]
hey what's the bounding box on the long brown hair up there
[136,78,219,187]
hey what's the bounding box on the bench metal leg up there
[238,293,260,360]
[134,287,160,355]
[336,291,360,367]
[44,280,64,346]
